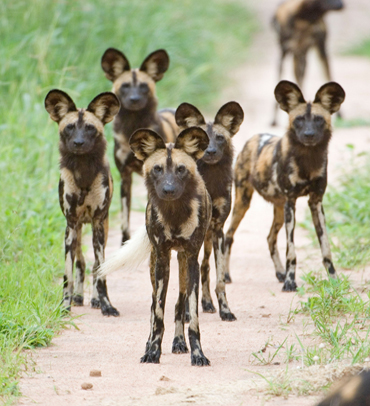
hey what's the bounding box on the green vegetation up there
[351,38,370,58]
[0,0,255,403]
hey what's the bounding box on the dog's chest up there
[60,168,111,222]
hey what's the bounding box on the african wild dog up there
[225,80,345,291]
[45,89,120,316]
[99,126,212,366]
[175,102,244,321]
[101,48,179,244]
[317,369,370,406]
[271,0,344,125]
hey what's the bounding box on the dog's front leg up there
[63,222,78,311]
[141,250,170,364]
[119,166,132,245]
[187,254,210,366]
[172,251,189,354]
[200,229,216,314]
[283,199,298,291]
[308,194,337,279]
[92,218,119,316]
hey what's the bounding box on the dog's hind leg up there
[282,199,298,292]
[267,204,285,282]
[92,217,119,316]
[172,251,189,354]
[225,182,254,283]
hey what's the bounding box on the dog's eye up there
[216,135,225,142]
[314,116,325,124]
[153,165,163,174]
[139,83,149,93]
[176,165,186,175]
[294,116,304,126]
[85,124,96,133]
[65,123,75,132]
[121,83,130,89]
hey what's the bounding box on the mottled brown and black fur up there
[45,89,120,316]
[271,0,344,125]
[225,80,345,291]
[101,48,179,244]
[317,369,370,406]
[129,126,212,366]
[176,102,244,321]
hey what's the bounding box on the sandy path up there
[18,1,370,405]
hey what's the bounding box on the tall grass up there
[0,0,255,403]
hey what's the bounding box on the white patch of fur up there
[98,225,151,277]
[155,279,164,319]
[121,197,128,231]
[188,289,199,332]
[259,134,272,150]
[185,117,201,127]
[316,202,331,258]
[180,199,199,239]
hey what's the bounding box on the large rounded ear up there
[214,101,244,136]
[314,82,345,114]
[44,89,77,123]
[87,92,120,125]
[175,102,206,129]
[139,49,169,82]
[129,129,166,161]
[101,48,131,82]
[274,80,306,113]
[174,127,209,160]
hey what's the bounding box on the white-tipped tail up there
[98,225,151,278]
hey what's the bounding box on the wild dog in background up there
[45,90,120,316]
[176,102,244,321]
[99,127,212,366]
[271,0,344,125]
[225,80,345,291]
[101,48,179,244]
[317,369,370,406]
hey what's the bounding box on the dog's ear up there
[45,89,77,123]
[129,129,166,161]
[175,103,206,129]
[174,127,209,160]
[139,49,169,82]
[101,48,131,82]
[314,82,345,114]
[214,101,244,136]
[87,92,120,125]
[274,80,306,113]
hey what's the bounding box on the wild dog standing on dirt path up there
[99,127,212,366]
[225,80,345,291]
[175,102,244,321]
[101,48,179,244]
[271,0,344,125]
[45,90,120,316]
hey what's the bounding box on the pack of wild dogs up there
[45,0,347,368]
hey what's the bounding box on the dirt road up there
[18,1,370,405]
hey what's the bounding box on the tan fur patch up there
[180,198,200,239]
[59,109,104,134]
[112,69,156,97]
[340,375,362,401]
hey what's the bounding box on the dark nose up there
[205,147,217,156]
[74,140,85,147]
[304,130,315,139]
[129,95,140,103]
[162,183,175,196]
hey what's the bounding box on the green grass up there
[0,0,255,403]
[350,38,370,58]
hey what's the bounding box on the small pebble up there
[90,370,102,377]
[81,383,93,390]
[319,343,325,349]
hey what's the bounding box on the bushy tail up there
[98,225,151,278]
